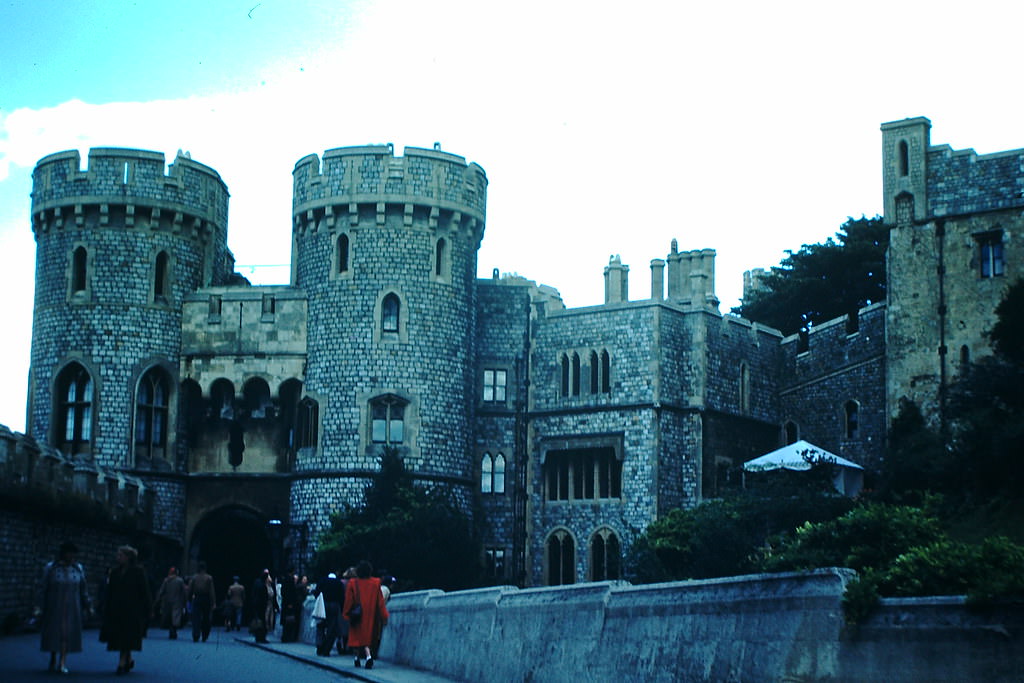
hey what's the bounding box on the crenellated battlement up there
[291,144,487,237]
[31,147,229,241]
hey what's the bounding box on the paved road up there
[0,628,346,683]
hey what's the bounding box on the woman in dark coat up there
[99,545,152,675]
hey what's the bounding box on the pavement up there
[240,636,458,683]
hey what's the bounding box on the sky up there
[1,0,1023,434]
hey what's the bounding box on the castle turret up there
[28,148,230,470]
[289,144,487,532]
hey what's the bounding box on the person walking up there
[249,569,272,643]
[343,560,389,670]
[37,541,90,674]
[314,570,343,655]
[280,569,302,642]
[225,576,245,631]
[188,562,216,642]
[153,566,186,640]
[99,545,151,675]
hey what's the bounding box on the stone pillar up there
[650,259,665,300]
[604,255,629,304]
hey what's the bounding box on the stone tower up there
[289,144,487,533]
[882,117,1023,424]
[28,148,231,471]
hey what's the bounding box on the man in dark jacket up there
[315,571,344,656]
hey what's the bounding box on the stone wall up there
[374,571,1024,682]
[0,424,177,631]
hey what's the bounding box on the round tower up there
[28,148,231,472]
[290,144,487,531]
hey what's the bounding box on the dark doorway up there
[189,506,273,602]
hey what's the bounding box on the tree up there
[311,449,482,591]
[734,216,887,336]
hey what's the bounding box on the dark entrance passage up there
[189,506,273,603]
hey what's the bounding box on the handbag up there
[346,581,363,626]
[312,592,326,620]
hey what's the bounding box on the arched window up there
[481,452,493,493]
[435,238,446,277]
[601,350,610,393]
[179,379,203,449]
[135,367,170,460]
[210,379,235,420]
[590,528,621,581]
[71,246,88,293]
[493,453,506,494]
[739,362,751,414]
[844,400,860,439]
[153,251,170,302]
[546,529,575,586]
[589,351,599,395]
[382,293,400,333]
[243,377,272,419]
[56,362,93,456]
[898,139,909,177]
[371,394,406,445]
[571,353,581,396]
[784,420,799,445]
[337,234,350,274]
[296,396,319,449]
[560,354,570,397]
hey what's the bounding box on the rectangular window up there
[979,233,1005,278]
[544,448,622,502]
[483,369,507,403]
[485,548,506,579]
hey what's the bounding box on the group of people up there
[313,560,392,670]
[37,541,395,675]
[37,541,151,675]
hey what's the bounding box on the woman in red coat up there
[342,560,388,670]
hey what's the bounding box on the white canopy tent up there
[743,440,864,496]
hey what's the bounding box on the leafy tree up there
[734,216,887,336]
[988,278,1024,366]
[311,449,482,591]
[877,399,950,502]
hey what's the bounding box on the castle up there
[18,117,1020,589]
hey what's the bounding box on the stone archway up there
[189,506,273,602]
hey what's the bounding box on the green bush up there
[761,502,944,574]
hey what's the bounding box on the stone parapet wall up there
[373,570,1024,682]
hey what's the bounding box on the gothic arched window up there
[844,400,860,439]
[898,139,909,176]
[296,396,319,449]
[153,251,170,302]
[382,294,400,333]
[590,528,621,581]
[546,529,576,586]
[56,362,93,457]
[135,366,170,461]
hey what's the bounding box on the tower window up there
[435,238,446,277]
[571,353,581,396]
[56,362,93,457]
[71,246,88,293]
[153,251,170,303]
[338,233,350,274]
[589,351,599,395]
[978,232,1005,278]
[898,139,909,177]
[382,293,400,333]
[135,367,170,461]
[739,362,751,415]
[371,394,406,444]
[560,354,570,397]
[844,400,860,439]
[296,396,319,449]
[483,369,507,403]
